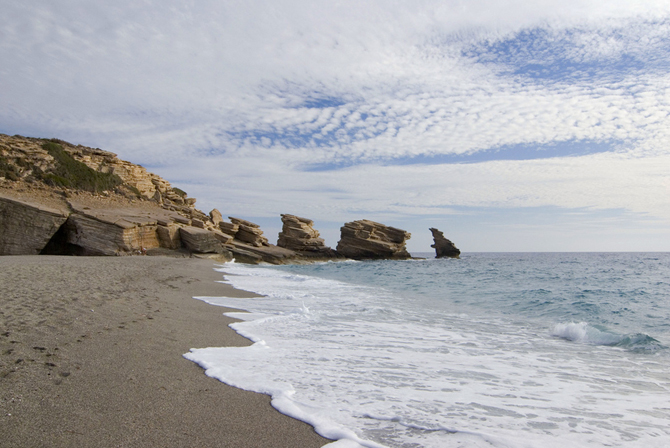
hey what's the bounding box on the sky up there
[2,1,670,252]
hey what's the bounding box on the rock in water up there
[277,214,340,258]
[429,227,460,258]
[336,220,411,260]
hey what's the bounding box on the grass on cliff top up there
[40,141,124,193]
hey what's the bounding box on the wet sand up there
[0,255,330,447]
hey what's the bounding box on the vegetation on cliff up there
[38,141,124,193]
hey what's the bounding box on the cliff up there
[1,134,430,264]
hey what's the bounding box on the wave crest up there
[552,322,665,353]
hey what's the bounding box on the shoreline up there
[0,255,329,447]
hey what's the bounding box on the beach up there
[0,255,329,447]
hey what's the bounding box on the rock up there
[179,227,225,254]
[58,214,157,256]
[219,221,239,237]
[209,209,223,225]
[192,218,205,229]
[0,134,191,205]
[429,228,460,258]
[0,195,68,255]
[336,220,411,260]
[277,214,340,258]
[228,241,300,265]
[229,217,268,247]
[156,223,182,250]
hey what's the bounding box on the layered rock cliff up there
[0,134,437,264]
[336,220,411,260]
[430,227,460,258]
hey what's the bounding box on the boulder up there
[336,220,411,260]
[179,226,226,254]
[0,195,68,255]
[229,217,268,247]
[430,228,461,258]
[209,209,223,225]
[228,241,301,265]
[156,223,182,250]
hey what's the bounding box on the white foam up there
[186,263,670,447]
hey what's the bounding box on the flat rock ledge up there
[430,227,460,258]
[336,219,411,260]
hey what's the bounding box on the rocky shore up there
[1,134,459,261]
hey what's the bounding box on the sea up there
[184,252,670,448]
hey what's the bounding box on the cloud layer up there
[2,1,670,250]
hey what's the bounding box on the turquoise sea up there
[186,253,670,447]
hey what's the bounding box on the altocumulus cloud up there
[1,0,670,251]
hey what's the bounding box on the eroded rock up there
[229,217,268,247]
[336,220,411,260]
[430,228,460,258]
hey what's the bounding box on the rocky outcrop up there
[0,134,183,204]
[229,217,268,247]
[336,220,411,260]
[277,214,339,258]
[0,195,68,255]
[430,228,460,258]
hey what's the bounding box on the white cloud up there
[2,0,670,250]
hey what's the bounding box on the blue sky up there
[2,1,670,252]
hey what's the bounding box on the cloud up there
[2,0,670,250]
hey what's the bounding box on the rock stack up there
[229,217,268,247]
[277,214,339,258]
[336,220,411,260]
[430,228,460,258]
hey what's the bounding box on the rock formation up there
[336,220,411,260]
[277,214,340,258]
[0,133,446,265]
[430,228,460,258]
[229,217,268,247]
[0,195,68,255]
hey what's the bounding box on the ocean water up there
[184,253,670,448]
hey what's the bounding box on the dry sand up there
[0,255,330,447]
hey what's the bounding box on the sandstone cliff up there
[430,227,460,258]
[336,220,411,260]
[1,134,433,264]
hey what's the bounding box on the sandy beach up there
[0,255,330,447]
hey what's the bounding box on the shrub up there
[171,187,187,198]
[40,141,124,192]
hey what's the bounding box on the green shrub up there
[0,154,20,181]
[172,187,187,198]
[40,141,124,192]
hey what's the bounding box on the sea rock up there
[0,195,68,255]
[430,228,460,258]
[229,217,268,247]
[277,214,324,249]
[228,241,301,265]
[336,220,411,260]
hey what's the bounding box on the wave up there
[552,322,665,353]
